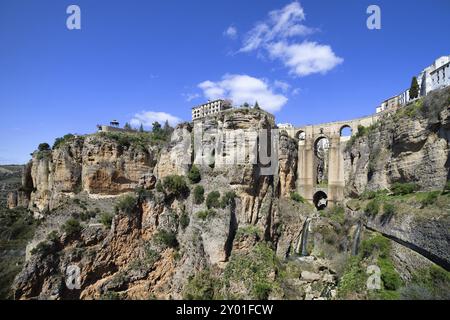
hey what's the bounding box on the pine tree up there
[254,101,260,110]
[152,121,162,133]
[409,76,420,99]
[124,122,132,130]
[139,124,144,132]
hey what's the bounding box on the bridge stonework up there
[284,113,381,208]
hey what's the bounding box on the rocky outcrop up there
[21,135,158,213]
[345,87,450,195]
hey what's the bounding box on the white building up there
[192,99,232,120]
[418,55,450,96]
[398,89,410,106]
[430,59,450,91]
[376,55,450,113]
[278,123,294,129]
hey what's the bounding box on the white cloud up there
[240,1,315,53]
[224,25,238,39]
[237,1,342,77]
[130,111,182,128]
[292,87,301,95]
[267,41,343,76]
[273,80,291,93]
[198,74,288,113]
[183,93,201,102]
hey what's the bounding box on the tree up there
[139,124,145,133]
[409,76,420,100]
[152,121,162,133]
[124,122,132,130]
[254,101,261,110]
[188,165,201,184]
[206,191,221,209]
[193,185,205,204]
[38,143,50,152]
[242,102,250,108]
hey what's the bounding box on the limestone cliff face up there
[21,135,158,212]
[345,87,450,196]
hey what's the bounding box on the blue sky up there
[0,0,449,164]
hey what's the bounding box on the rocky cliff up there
[344,87,450,196]
[6,96,450,300]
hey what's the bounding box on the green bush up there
[224,243,280,300]
[62,218,82,236]
[180,212,190,229]
[196,209,216,221]
[383,202,396,216]
[53,134,76,149]
[100,212,114,228]
[114,195,137,215]
[253,281,272,300]
[156,180,164,193]
[30,241,55,256]
[360,233,390,259]
[401,265,450,300]
[183,269,218,300]
[379,257,402,291]
[365,199,380,216]
[193,185,205,205]
[206,191,221,209]
[220,191,236,208]
[163,175,189,197]
[420,192,439,207]
[391,183,418,196]
[38,143,50,152]
[154,229,178,248]
[188,165,201,184]
[290,192,304,203]
[337,257,367,299]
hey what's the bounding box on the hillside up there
[2,91,450,300]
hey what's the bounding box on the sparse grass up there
[196,209,216,221]
[420,191,440,207]
[61,218,82,237]
[290,192,305,203]
[154,229,178,249]
[0,207,36,299]
[100,212,114,228]
[114,195,137,215]
[223,242,281,300]
[235,225,261,240]
[391,183,418,196]
[365,199,380,217]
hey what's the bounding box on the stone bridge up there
[284,113,382,209]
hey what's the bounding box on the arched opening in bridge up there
[296,130,306,141]
[340,125,352,137]
[313,191,328,210]
[314,137,330,186]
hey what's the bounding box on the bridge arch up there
[313,191,328,210]
[340,124,353,137]
[296,130,306,141]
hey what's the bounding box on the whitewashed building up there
[278,123,294,129]
[376,55,450,113]
[192,99,232,120]
[430,59,450,91]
